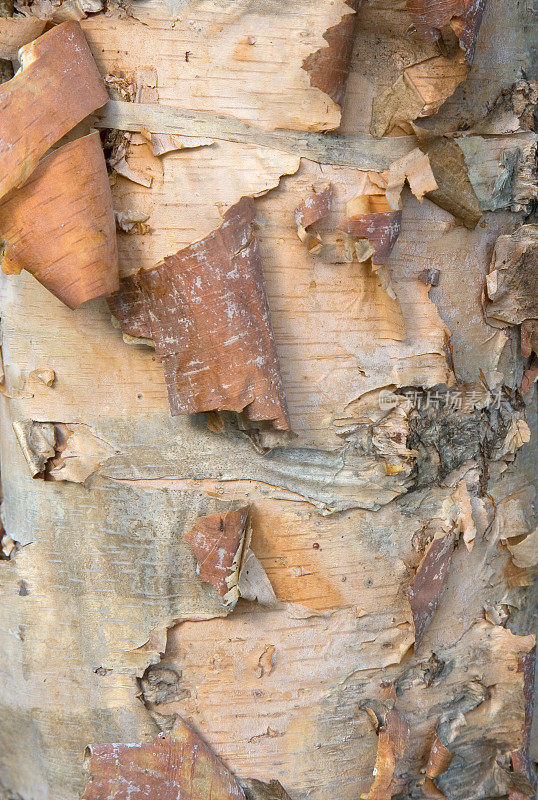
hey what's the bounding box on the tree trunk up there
[0,2,536,800]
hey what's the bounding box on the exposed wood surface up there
[0,1,536,800]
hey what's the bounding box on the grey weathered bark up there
[0,2,536,800]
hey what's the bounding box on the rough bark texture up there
[0,2,536,800]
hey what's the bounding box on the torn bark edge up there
[301,0,359,108]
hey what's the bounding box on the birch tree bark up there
[0,2,536,800]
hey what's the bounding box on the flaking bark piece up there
[485,225,538,327]
[138,196,290,429]
[107,275,152,341]
[83,724,246,800]
[184,506,250,607]
[294,182,334,255]
[0,21,108,201]
[363,706,410,800]
[406,0,487,63]
[302,0,358,105]
[0,132,119,308]
[12,419,56,477]
[237,549,277,607]
[0,17,45,59]
[425,734,453,779]
[407,532,454,647]
[419,135,482,229]
[384,148,438,210]
[338,209,402,265]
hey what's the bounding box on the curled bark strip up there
[83,724,246,800]
[302,0,359,105]
[0,17,45,58]
[425,734,453,779]
[407,532,454,647]
[0,21,108,201]
[406,0,487,62]
[133,197,289,428]
[294,183,334,229]
[0,132,119,308]
[294,182,333,255]
[364,706,410,800]
[184,506,250,606]
[338,211,402,265]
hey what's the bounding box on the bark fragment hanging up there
[301,0,359,106]
[407,531,455,647]
[184,505,250,607]
[406,0,487,62]
[0,21,108,201]
[108,197,290,429]
[83,724,246,800]
[0,133,119,308]
[362,705,410,800]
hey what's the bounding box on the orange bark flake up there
[0,133,118,308]
[0,21,108,202]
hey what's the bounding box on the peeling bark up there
[0,132,118,307]
[0,1,535,800]
[0,21,107,200]
[109,197,289,429]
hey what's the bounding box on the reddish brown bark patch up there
[407,532,454,647]
[0,21,108,202]
[294,183,334,229]
[338,211,402,264]
[107,276,152,340]
[0,133,118,308]
[110,197,289,428]
[302,1,359,105]
[83,723,246,800]
[184,506,249,602]
[406,0,487,62]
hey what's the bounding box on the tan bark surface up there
[0,2,536,800]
